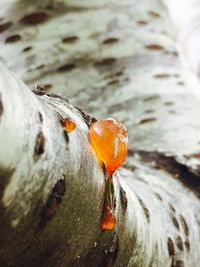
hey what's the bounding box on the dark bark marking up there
[75,106,96,127]
[120,186,127,214]
[63,130,69,144]
[131,150,200,198]
[176,236,183,251]
[164,101,174,106]
[184,238,190,251]
[177,82,185,86]
[148,11,160,17]
[144,109,154,114]
[107,79,119,86]
[0,21,12,33]
[172,260,185,267]
[113,194,116,210]
[171,214,179,230]
[95,58,117,66]
[143,95,159,102]
[123,163,136,172]
[115,71,123,76]
[180,215,189,236]
[102,38,119,44]
[5,34,21,43]
[154,73,170,79]
[40,178,66,227]
[172,52,179,57]
[62,36,78,43]
[167,237,175,256]
[145,44,164,50]
[34,131,45,159]
[57,63,76,72]
[91,117,97,123]
[32,84,46,95]
[43,84,52,90]
[22,46,32,52]
[47,93,69,102]
[154,192,162,201]
[38,112,43,123]
[137,20,148,25]
[0,94,3,119]
[139,117,156,124]
[36,64,45,70]
[138,197,150,223]
[123,77,130,82]
[19,12,49,25]
[169,204,176,214]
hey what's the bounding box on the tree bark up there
[164,0,200,80]
[0,0,200,267]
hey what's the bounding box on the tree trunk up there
[0,0,200,266]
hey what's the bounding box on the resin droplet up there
[101,204,117,230]
[89,119,128,176]
[62,118,76,133]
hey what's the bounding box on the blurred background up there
[1,0,200,166]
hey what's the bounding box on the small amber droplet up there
[62,118,76,133]
[89,119,128,176]
[101,204,117,230]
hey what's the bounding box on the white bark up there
[164,0,200,77]
[0,0,200,266]
[0,62,107,266]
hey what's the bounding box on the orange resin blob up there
[101,204,117,230]
[89,119,128,176]
[62,118,76,133]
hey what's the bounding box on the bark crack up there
[0,94,3,120]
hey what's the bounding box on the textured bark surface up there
[0,0,200,266]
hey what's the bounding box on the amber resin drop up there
[101,203,117,230]
[89,119,128,176]
[100,174,116,230]
[62,118,76,133]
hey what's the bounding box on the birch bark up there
[0,0,200,266]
